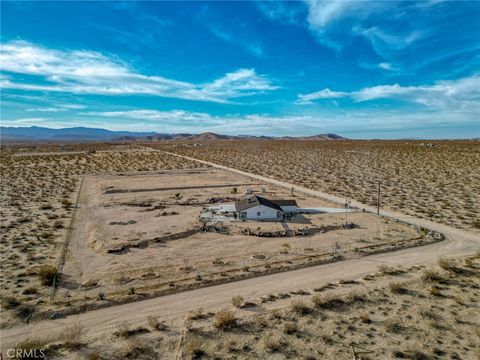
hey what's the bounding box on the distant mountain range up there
[0,126,347,142]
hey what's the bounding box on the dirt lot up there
[0,146,202,327]
[154,140,480,232]
[14,254,480,360]
[50,167,423,312]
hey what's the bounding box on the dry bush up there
[311,294,343,309]
[231,295,244,308]
[289,299,311,315]
[147,315,166,331]
[114,321,148,338]
[184,338,205,359]
[438,257,462,273]
[61,323,85,349]
[15,303,35,320]
[344,290,366,305]
[187,307,207,321]
[38,265,58,286]
[1,296,21,309]
[283,322,298,334]
[359,312,372,324]
[384,317,404,333]
[389,282,408,294]
[213,309,237,330]
[262,333,285,352]
[378,264,402,275]
[428,286,441,296]
[421,269,445,283]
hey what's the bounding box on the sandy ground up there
[1,149,478,353]
[158,140,480,232]
[56,167,417,306]
[0,148,203,328]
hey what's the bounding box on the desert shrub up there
[2,296,21,309]
[378,264,401,275]
[184,338,204,359]
[114,321,147,338]
[311,294,343,309]
[53,220,63,229]
[187,307,206,321]
[263,333,285,352]
[290,299,311,315]
[147,315,167,331]
[283,322,298,334]
[344,290,366,305]
[61,199,73,209]
[22,287,38,295]
[61,323,85,349]
[428,286,441,296]
[15,303,35,320]
[15,338,50,356]
[231,295,244,308]
[38,265,58,286]
[98,291,105,301]
[421,269,445,283]
[87,352,102,360]
[359,312,372,324]
[384,317,404,333]
[128,287,136,295]
[389,282,408,294]
[438,257,461,273]
[213,309,237,330]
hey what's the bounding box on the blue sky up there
[1,1,479,138]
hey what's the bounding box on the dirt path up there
[1,149,479,350]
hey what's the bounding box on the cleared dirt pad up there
[57,168,419,307]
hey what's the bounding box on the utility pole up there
[376,181,381,215]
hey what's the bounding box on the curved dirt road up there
[1,149,478,350]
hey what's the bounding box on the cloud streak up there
[297,75,480,112]
[0,41,278,103]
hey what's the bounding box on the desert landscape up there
[1,140,479,360]
[154,140,480,232]
[2,1,480,358]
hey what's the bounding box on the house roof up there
[271,199,298,207]
[235,195,285,212]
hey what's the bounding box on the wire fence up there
[49,172,86,301]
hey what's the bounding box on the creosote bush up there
[61,323,85,349]
[38,265,58,286]
[389,282,408,294]
[290,299,311,315]
[213,309,237,330]
[231,295,244,308]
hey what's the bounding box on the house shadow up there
[285,213,312,224]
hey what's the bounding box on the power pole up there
[376,181,381,215]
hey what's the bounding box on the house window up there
[257,212,261,216]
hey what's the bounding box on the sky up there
[1,0,479,139]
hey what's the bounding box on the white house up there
[202,195,299,221]
[201,194,355,222]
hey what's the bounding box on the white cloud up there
[378,62,392,71]
[0,41,277,103]
[297,88,349,104]
[297,75,480,112]
[283,1,431,56]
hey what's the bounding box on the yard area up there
[55,167,423,312]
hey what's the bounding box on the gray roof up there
[271,199,298,207]
[235,195,286,212]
